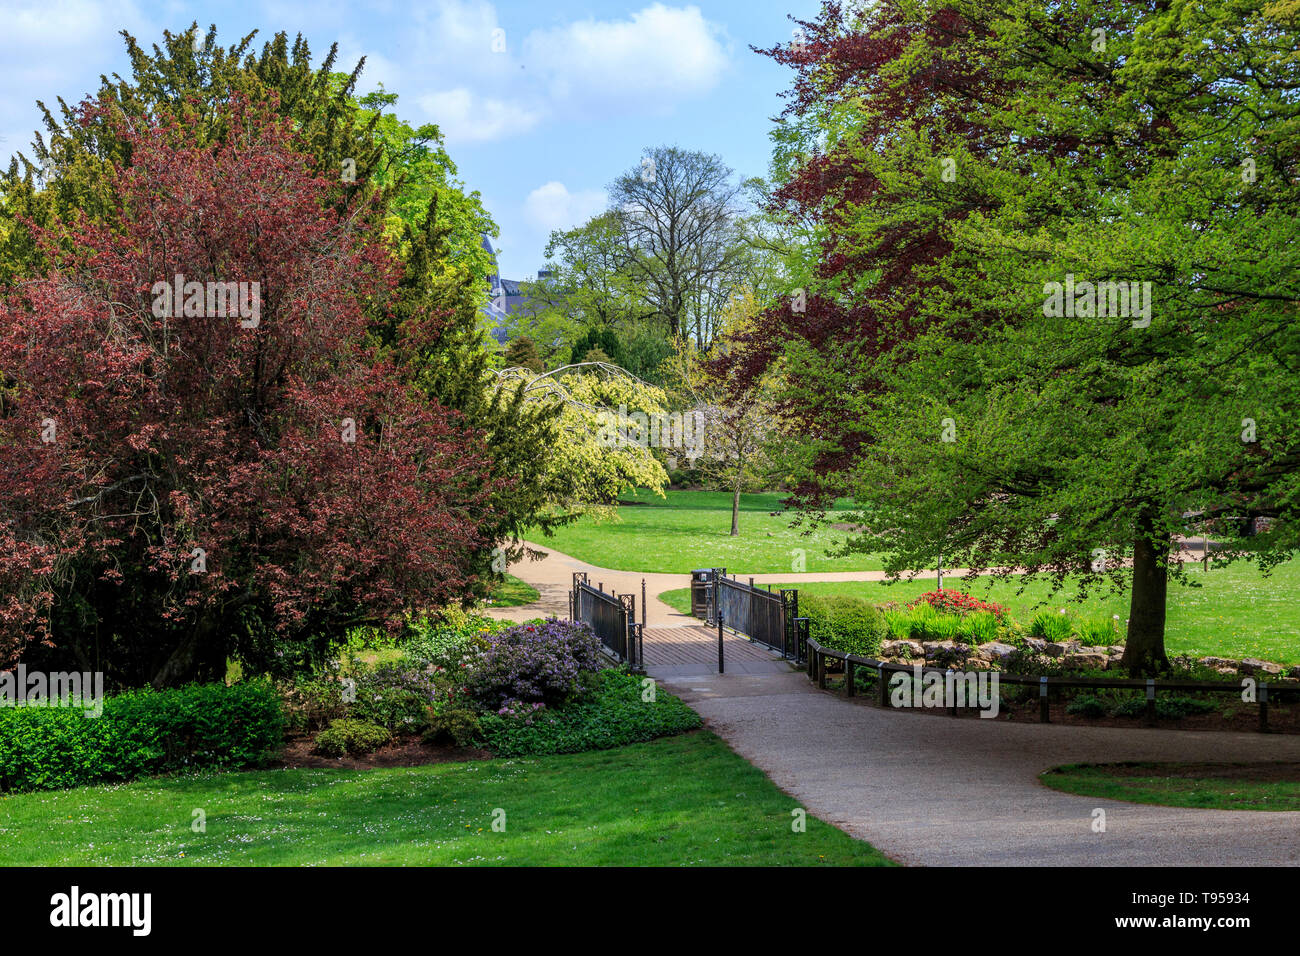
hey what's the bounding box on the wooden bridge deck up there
[641,625,793,677]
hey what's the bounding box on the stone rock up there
[1239,658,1283,676]
[974,641,1019,663]
[1289,666,1300,680]
[1043,641,1075,658]
[923,640,972,660]
[1199,656,1239,670]
[1023,638,1047,653]
[1063,651,1108,670]
[1107,645,1125,655]
[881,639,924,659]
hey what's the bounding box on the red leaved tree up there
[0,95,496,687]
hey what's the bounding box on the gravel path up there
[663,669,1300,866]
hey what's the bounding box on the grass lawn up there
[660,560,1300,665]
[529,488,881,574]
[485,573,540,608]
[0,731,892,866]
[1039,762,1300,811]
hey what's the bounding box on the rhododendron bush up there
[0,96,497,687]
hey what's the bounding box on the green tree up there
[739,0,1300,673]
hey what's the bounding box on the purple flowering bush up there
[462,618,604,712]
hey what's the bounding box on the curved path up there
[493,543,1300,866]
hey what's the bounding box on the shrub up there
[314,718,391,756]
[0,682,284,793]
[278,675,347,732]
[958,611,1000,645]
[348,664,438,733]
[1029,609,1074,643]
[907,589,1008,619]
[1066,694,1109,718]
[422,703,483,748]
[400,609,509,670]
[463,618,604,711]
[1110,695,1217,720]
[478,670,701,756]
[1076,616,1120,646]
[802,594,888,657]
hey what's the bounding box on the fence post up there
[1145,679,1157,726]
[1039,676,1050,723]
[717,610,725,674]
[642,578,646,628]
[817,651,827,690]
[1260,682,1270,733]
[947,668,957,717]
[878,665,888,708]
[845,659,855,697]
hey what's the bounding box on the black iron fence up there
[803,636,1299,732]
[699,570,801,660]
[569,572,643,671]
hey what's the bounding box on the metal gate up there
[705,571,801,660]
[569,572,644,671]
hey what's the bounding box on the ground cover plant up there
[1040,763,1300,811]
[0,733,894,866]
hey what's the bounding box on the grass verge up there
[0,731,893,866]
[1039,762,1300,811]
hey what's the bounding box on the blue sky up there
[0,0,819,280]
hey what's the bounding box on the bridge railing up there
[569,572,644,672]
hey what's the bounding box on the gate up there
[705,571,802,660]
[569,572,644,671]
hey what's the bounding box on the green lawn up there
[485,573,540,608]
[529,488,881,574]
[0,731,891,866]
[1040,762,1300,811]
[661,560,1300,665]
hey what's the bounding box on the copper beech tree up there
[0,97,498,687]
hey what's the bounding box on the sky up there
[0,0,820,280]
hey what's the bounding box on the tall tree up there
[0,98,495,687]
[735,0,1300,673]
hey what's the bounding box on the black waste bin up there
[690,569,714,619]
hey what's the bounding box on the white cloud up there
[417,88,541,144]
[524,181,608,233]
[523,4,730,112]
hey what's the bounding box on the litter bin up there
[690,569,714,619]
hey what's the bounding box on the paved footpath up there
[493,543,1300,866]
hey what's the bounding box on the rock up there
[1043,641,1075,658]
[1063,651,1108,670]
[1199,656,1239,670]
[881,639,924,659]
[923,640,972,660]
[974,641,1019,663]
[1239,658,1283,676]
[1107,645,1125,655]
[1023,638,1047,653]
[1289,666,1300,680]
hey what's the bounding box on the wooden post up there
[947,669,957,717]
[817,652,827,689]
[845,659,855,697]
[1145,679,1157,726]
[878,665,888,708]
[1039,676,1050,723]
[1260,682,1270,733]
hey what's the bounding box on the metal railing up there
[569,572,643,671]
[803,636,1299,732]
[704,570,801,660]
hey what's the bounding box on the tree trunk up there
[151,618,227,689]
[730,485,740,536]
[1121,516,1170,676]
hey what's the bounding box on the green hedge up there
[479,670,701,757]
[0,682,285,792]
[802,593,888,657]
